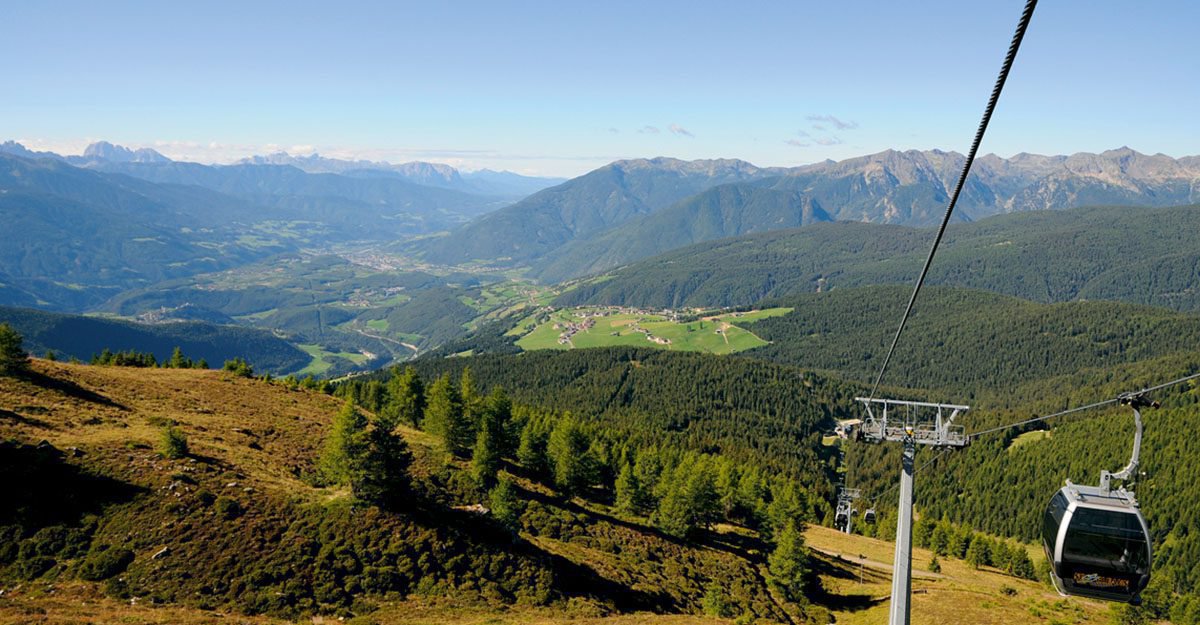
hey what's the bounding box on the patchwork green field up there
[512,307,792,354]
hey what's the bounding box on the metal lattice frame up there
[850,397,970,625]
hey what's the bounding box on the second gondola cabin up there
[1041,483,1152,604]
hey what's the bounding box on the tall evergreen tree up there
[614,460,644,515]
[471,392,509,490]
[489,476,523,535]
[767,520,809,602]
[354,419,413,508]
[168,346,190,369]
[966,535,991,569]
[517,419,550,478]
[319,400,370,487]
[653,465,693,538]
[425,373,473,456]
[460,366,481,426]
[547,415,591,497]
[0,323,30,376]
[383,366,425,430]
[684,458,721,531]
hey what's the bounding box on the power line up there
[968,370,1200,441]
[869,0,1039,399]
[858,369,1200,515]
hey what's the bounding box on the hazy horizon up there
[4,0,1198,176]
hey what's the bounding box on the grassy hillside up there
[509,307,791,355]
[0,305,310,374]
[557,204,1200,311]
[0,360,1120,625]
[0,361,801,623]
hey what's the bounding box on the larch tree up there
[0,323,30,376]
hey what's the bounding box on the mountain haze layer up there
[419,148,1200,280]
[412,157,778,265]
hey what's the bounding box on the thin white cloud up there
[815,136,844,146]
[668,124,694,138]
[785,139,811,148]
[607,127,620,134]
[806,114,859,131]
[638,125,661,134]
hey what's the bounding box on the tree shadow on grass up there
[24,370,128,411]
[806,551,889,613]
[401,490,672,613]
[0,439,144,531]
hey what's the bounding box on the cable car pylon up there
[852,397,970,625]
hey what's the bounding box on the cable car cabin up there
[835,510,849,532]
[864,508,877,524]
[1042,484,1152,604]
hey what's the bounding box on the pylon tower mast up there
[852,397,970,625]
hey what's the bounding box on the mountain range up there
[417,147,1200,280]
[0,141,560,310]
[0,140,562,197]
[237,151,565,197]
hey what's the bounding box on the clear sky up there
[2,1,1196,177]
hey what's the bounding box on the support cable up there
[968,370,1200,441]
[859,370,1200,509]
[869,0,1039,399]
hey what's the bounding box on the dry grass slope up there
[0,361,1122,625]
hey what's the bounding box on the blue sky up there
[2,1,1196,176]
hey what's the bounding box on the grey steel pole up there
[889,436,915,625]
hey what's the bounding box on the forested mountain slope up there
[740,285,1200,394]
[0,154,287,309]
[420,148,1199,276]
[531,185,831,282]
[558,204,1200,311]
[408,347,855,477]
[413,158,773,265]
[842,347,1200,623]
[0,306,310,374]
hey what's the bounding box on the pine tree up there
[0,323,30,376]
[318,399,411,507]
[361,379,385,413]
[517,420,550,478]
[384,366,425,429]
[653,465,693,538]
[168,346,189,369]
[471,401,505,489]
[633,447,664,509]
[716,460,740,520]
[547,416,591,497]
[1009,547,1036,579]
[614,460,643,515]
[460,366,481,426]
[319,400,370,486]
[160,426,189,459]
[767,520,809,601]
[353,419,413,508]
[684,458,721,531]
[484,387,513,456]
[425,373,473,456]
[489,477,523,535]
[765,479,805,542]
[966,535,991,569]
